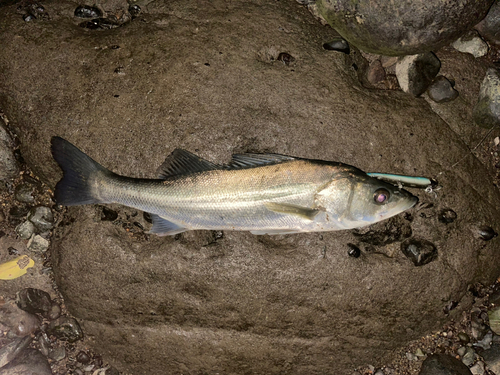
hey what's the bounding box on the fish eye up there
[373,188,390,205]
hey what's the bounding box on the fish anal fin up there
[157,149,220,179]
[250,229,304,235]
[149,214,188,236]
[264,202,319,221]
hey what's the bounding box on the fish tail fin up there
[51,136,111,206]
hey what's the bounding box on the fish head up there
[316,169,418,229]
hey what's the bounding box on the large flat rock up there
[1,0,499,374]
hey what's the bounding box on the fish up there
[50,137,418,236]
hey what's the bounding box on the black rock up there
[9,205,28,219]
[76,350,91,364]
[401,238,438,266]
[478,226,498,241]
[323,37,350,54]
[14,182,36,203]
[427,76,459,103]
[347,243,361,258]
[418,353,472,375]
[47,317,83,343]
[74,5,102,18]
[277,52,295,66]
[100,206,118,221]
[438,209,457,224]
[17,288,52,316]
[129,4,141,18]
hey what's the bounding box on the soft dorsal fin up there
[157,149,220,179]
[225,153,295,170]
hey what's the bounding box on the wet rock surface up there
[395,53,441,97]
[418,353,472,375]
[0,0,500,375]
[316,0,493,56]
[473,68,500,129]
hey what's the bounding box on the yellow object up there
[0,255,35,280]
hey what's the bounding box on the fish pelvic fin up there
[51,136,111,206]
[149,214,188,236]
[264,202,319,221]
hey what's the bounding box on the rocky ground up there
[2,0,500,374]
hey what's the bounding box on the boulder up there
[0,0,500,374]
[317,0,494,56]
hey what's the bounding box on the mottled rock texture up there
[1,1,500,374]
[317,0,494,56]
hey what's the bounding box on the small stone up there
[470,361,485,375]
[395,52,441,97]
[16,288,52,316]
[475,331,493,350]
[438,209,457,224]
[76,351,91,364]
[481,342,500,374]
[419,354,472,375]
[458,332,470,344]
[48,346,66,361]
[27,206,54,232]
[347,243,361,258]
[366,60,386,85]
[74,5,102,18]
[277,52,295,66]
[27,234,49,253]
[14,182,36,203]
[129,4,141,18]
[452,31,488,58]
[489,306,500,335]
[457,346,467,357]
[48,317,83,343]
[47,303,61,320]
[415,348,425,357]
[0,210,5,222]
[15,220,35,240]
[374,371,384,375]
[477,226,498,241]
[38,332,50,357]
[401,238,438,266]
[406,352,418,361]
[427,76,459,103]
[475,2,500,45]
[462,347,476,366]
[473,68,500,129]
[323,37,350,54]
[9,205,29,219]
[100,206,118,221]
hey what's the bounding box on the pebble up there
[419,353,472,375]
[38,332,50,357]
[470,360,485,375]
[76,350,91,364]
[27,234,49,253]
[15,220,35,240]
[48,346,66,361]
[323,37,350,54]
[481,342,500,374]
[488,305,500,335]
[438,208,457,224]
[473,68,500,129]
[427,76,459,103]
[16,288,52,316]
[14,182,36,203]
[477,226,498,241]
[9,205,29,220]
[0,348,52,375]
[474,331,493,350]
[458,332,471,344]
[27,206,54,232]
[48,316,83,343]
[475,1,500,44]
[452,31,489,58]
[0,124,19,188]
[406,352,418,361]
[47,303,61,320]
[0,336,32,368]
[0,301,41,337]
[129,4,141,18]
[462,347,476,366]
[457,346,467,357]
[347,243,361,258]
[395,52,441,97]
[400,238,438,266]
[366,60,386,85]
[74,4,102,18]
[0,210,5,222]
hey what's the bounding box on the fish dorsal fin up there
[157,149,219,179]
[225,153,295,170]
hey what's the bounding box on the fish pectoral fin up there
[264,202,319,220]
[149,214,188,236]
[157,149,220,179]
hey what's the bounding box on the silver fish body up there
[51,137,418,235]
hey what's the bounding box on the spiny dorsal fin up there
[225,153,295,170]
[157,149,220,179]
